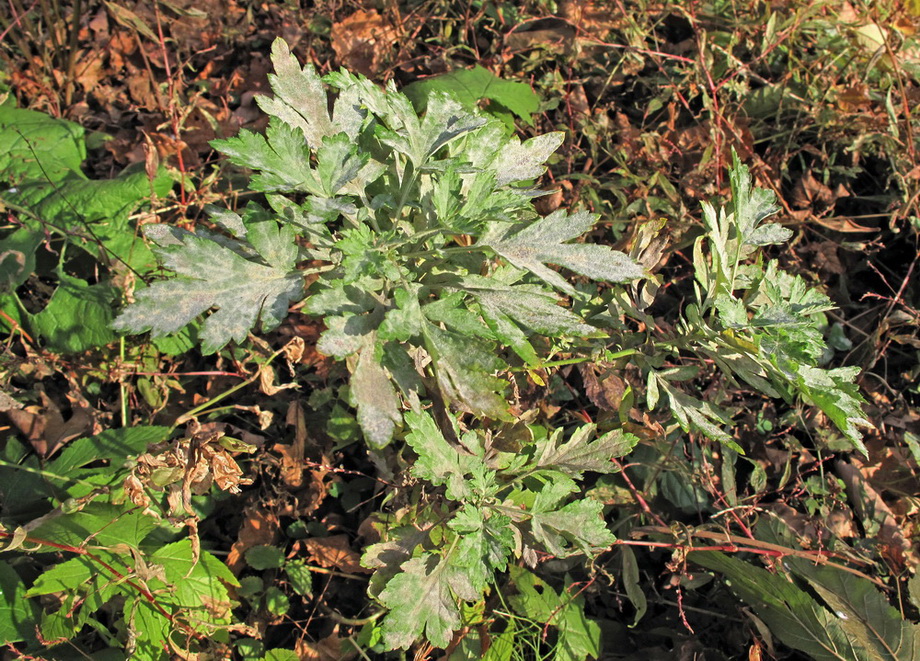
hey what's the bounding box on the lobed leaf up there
[483,209,645,295]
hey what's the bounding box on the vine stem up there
[626,526,884,587]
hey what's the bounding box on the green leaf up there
[527,482,615,557]
[423,323,510,420]
[620,546,648,627]
[149,539,239,611]
[28,502,160,550]
[378,92,487,168]
[662,380,742,452]
[728,151,781,245]
[210,119,317,193]
[0,561,38,644]
[264,586,290,616]
[449,506,514,593]
[461,277,596,365]
[256,38,337,150]
[692,551,867,661]
[49,426,169,475]
[0,105,85,183]
[284,559,313,597]
[113,223,304,354]
[404,410,479,501]
[790,364,871,455]
[30,274,118,352]
[378,553,460,650]
[786,556,920,660]
[126,595,171,661]
[0,226,43,290]
[245,545,286,570]
[483,209,644,295]
[10,166,171,270]
[316,312,379,358]
[403,65,540,127]
[508,566,602,661]
[533,424,638,478]
[460,125,564,186]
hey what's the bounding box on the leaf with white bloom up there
[404,410,479,501]
[378,553,460,650]
[534,425,638,478]
[113,224,303,354]
[527,480,615,557]
[484,209,645,295]
[256,38,337,149]
[351,336,401,448]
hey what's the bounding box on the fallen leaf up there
[331,9,398,76]
[296,632,355,661]
[303,535,371,574]
[227,504,281,574]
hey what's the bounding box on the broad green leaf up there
[28,502,159,550]
[378,553,460,650]
[483,209,644,295]
[49,426,169,475]
[113,223,304,354]
[9,166,171,270]
[0,561,38,644]
[508,566,602,661]
[351,337,402,448]
[403,65,540,127]
[691,551,860,661]
[149,539,239,610]
[30,274,118,352]
[0,105,85,183]
[245,545,286,570]
[26,552,123,623]
[786,556,920,660]
[0,438,56,518]
[285,559,313,597]
[264,586,290,616]
[126,595,171,661]
[534,425,638,477]
[0,226,43,290]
